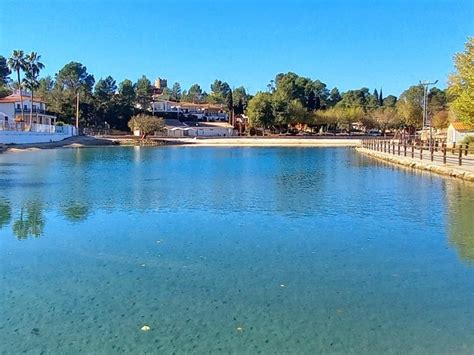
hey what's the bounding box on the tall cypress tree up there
[373,89,379,106]
[379,88,383,106]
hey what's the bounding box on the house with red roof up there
[447,121,474,146]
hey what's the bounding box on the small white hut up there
[447,121,474,147]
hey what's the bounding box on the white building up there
[447,121,474,146]
[151,98,229,122]
[0,91,76,144]
[0,91,57,128]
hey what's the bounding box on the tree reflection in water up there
[0,198,12,229]
[12,202,45,240]
[448,185,474,266]
[61,202,90,223]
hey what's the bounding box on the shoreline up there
[1,136,362,153]
[356,147,474,182]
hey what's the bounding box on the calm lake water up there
[0,146,473,353]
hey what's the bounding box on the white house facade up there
[447,121,474,146]
[0,91,77,144]
[151,98,229,122]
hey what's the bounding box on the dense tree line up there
[0,37,471,133]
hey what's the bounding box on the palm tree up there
[23,52,44,127]
[7,50,26,122]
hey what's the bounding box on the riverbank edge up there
[356,147,474,182]
[1,136,362,153]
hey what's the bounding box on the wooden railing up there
[361,139,474,166]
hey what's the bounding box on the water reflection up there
[12,202,45,239]
[447,184,474,266]
[0,198,12,228]
[0,147,472,263]
[61,202,90,223]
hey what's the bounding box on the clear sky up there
[1,0,473,96]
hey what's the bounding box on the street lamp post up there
[419,80,438,151]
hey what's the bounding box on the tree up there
[432,109,450,129]
[37,76,54,105]
[448,37,474,125]
[209,80,233,112]
[378,88,383,106]
[7,50,26,120]
[170,82,181,101]
[0,55,10,84]
[396,85,424,127]
[54,62,95,124]
[23,52,45,125]
[328,87,342,107]
[246,92,274,135]
[370,107,401,136]
[118,79,136,102]
[135,75,152,112]
[232,86,249,115]
[187,83,203,103]
[383,95,397,107]
[0,55,11,97]
[94,76,117,127]
[128,114,165,139]
[337,88,372,110]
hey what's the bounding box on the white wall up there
[447,125,474,146]
[0,131,73,144]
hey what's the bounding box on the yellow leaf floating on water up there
[141,325,151,332]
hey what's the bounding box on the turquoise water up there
[1,146,473,354]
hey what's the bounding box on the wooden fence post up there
[442,143,446,164]
[465,143,469,156]
[420,143,423,160]
[459,144,463,166]
[411,144,415,158]
[404,143,407,157]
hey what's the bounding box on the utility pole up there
[75,91,80,134]
[419,80,438,150]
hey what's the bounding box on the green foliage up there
[170,82,181,101]
[135,75,152,111]
[184,83,204,103]
[0,199,12,229]
[246,92,274,131]
[232,86,249,115]
[396,85,424,127]
[128,114,165,139]
[383,95,397,107]
[448,37,474,126]
[209,80,232,111]
[462,135,474,144]
[0,55,11,86]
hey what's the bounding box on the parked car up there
[367,129,382,136]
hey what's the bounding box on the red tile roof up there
[0,94,46,104]
[451,121,474,132]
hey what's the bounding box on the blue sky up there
[0,0,472,96]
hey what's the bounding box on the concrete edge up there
[355,147,474,183]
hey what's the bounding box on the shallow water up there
[0,146,473,354]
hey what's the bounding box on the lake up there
[0,146,473,353]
